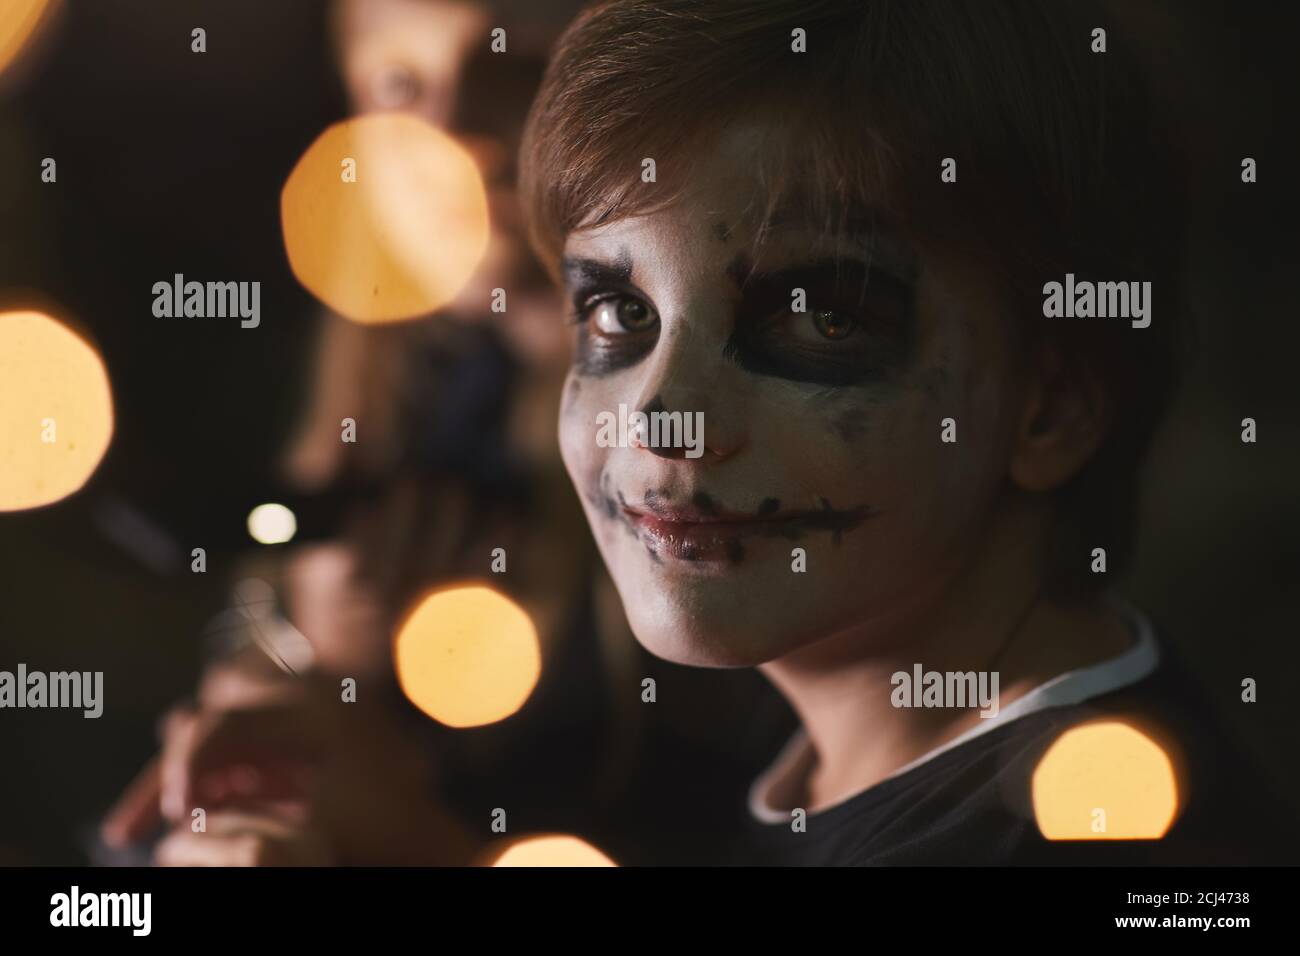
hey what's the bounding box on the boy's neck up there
[758,497,1137,813]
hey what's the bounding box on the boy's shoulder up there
[737,634,1298,866]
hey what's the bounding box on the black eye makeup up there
[562,253,659,376]
[559,243,917,385]
[723,257,916,387]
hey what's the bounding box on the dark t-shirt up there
[731,641,1297,866]
[432,580,1294,866]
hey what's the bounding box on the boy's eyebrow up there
[763,197,887,235]
[732,243,919,290]
[757,202,919,282]
[733,257,912,304]
[561,248,634,286]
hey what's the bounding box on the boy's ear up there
[1008,340,1113,492]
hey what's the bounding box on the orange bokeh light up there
[281,113,489,324]
[489,835,617,867]
[393,583,540,728]
[0,0,58,80]
[1032,720,1179,840]
[0,310,114,512]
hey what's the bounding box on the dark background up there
[0,0,346,863]
[0,0,1297,863]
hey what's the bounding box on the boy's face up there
[558,122,1029,667]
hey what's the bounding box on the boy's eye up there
[587,296,658,335]
[806,309,857,342]
[766,306,861,347]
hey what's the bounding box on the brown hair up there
[520,0,1188,595]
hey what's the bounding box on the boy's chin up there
[607,566,834,667]
[624,611,795,669]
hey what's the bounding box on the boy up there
[520,0,1296,863]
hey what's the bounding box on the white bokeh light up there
[246,503,297,545]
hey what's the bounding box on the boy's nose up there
[628,343,745,462]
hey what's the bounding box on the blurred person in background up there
[98,0,646,867]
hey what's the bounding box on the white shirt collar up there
[748,597,1161,824]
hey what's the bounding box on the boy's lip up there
[625,503,781,525]
[612,494,881,562]
[620,502,815,563]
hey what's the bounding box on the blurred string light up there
[393,584,540,728]
[280,113,489,324]
[1032,720,1179,840]
[246,503,298,545]
[0,310,113,511]
[488,835,617,867]
[0,0,57,79]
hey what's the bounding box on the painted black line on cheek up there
[643,488,671,514]
[692,491,717,516]
[745,497,881,546]
[810,496,881,547]
[589,487,644,548]
[589,475,625,525]
[584,487,616,520]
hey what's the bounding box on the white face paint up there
[557,122,1026,667]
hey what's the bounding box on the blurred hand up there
[155,809,333,867]
[101,651,479,866]
[100,646,298,849]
